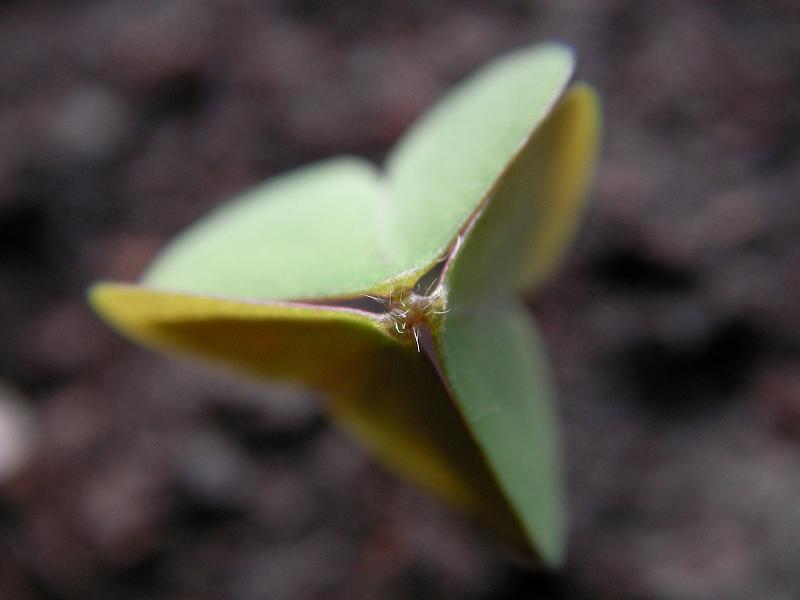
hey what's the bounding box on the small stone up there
[47,85,134,162]
[0,381,37,484]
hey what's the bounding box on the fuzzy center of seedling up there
[365,287,448,351]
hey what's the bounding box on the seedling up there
[90,43,600,566]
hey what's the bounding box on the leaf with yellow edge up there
[89,283,529,547]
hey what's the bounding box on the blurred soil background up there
[1,1,800,599]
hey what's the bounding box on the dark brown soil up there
[2,2,799,599]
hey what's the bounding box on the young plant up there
[89,43,600,566]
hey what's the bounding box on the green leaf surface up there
[442,83,601,305]
[386,43,575,276]
[434,302,565,566]
[144,158,397,300]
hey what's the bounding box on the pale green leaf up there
[442,83,601,305]
[143,157,397,300]
[386,43,575,277]
[434,302,565,565]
